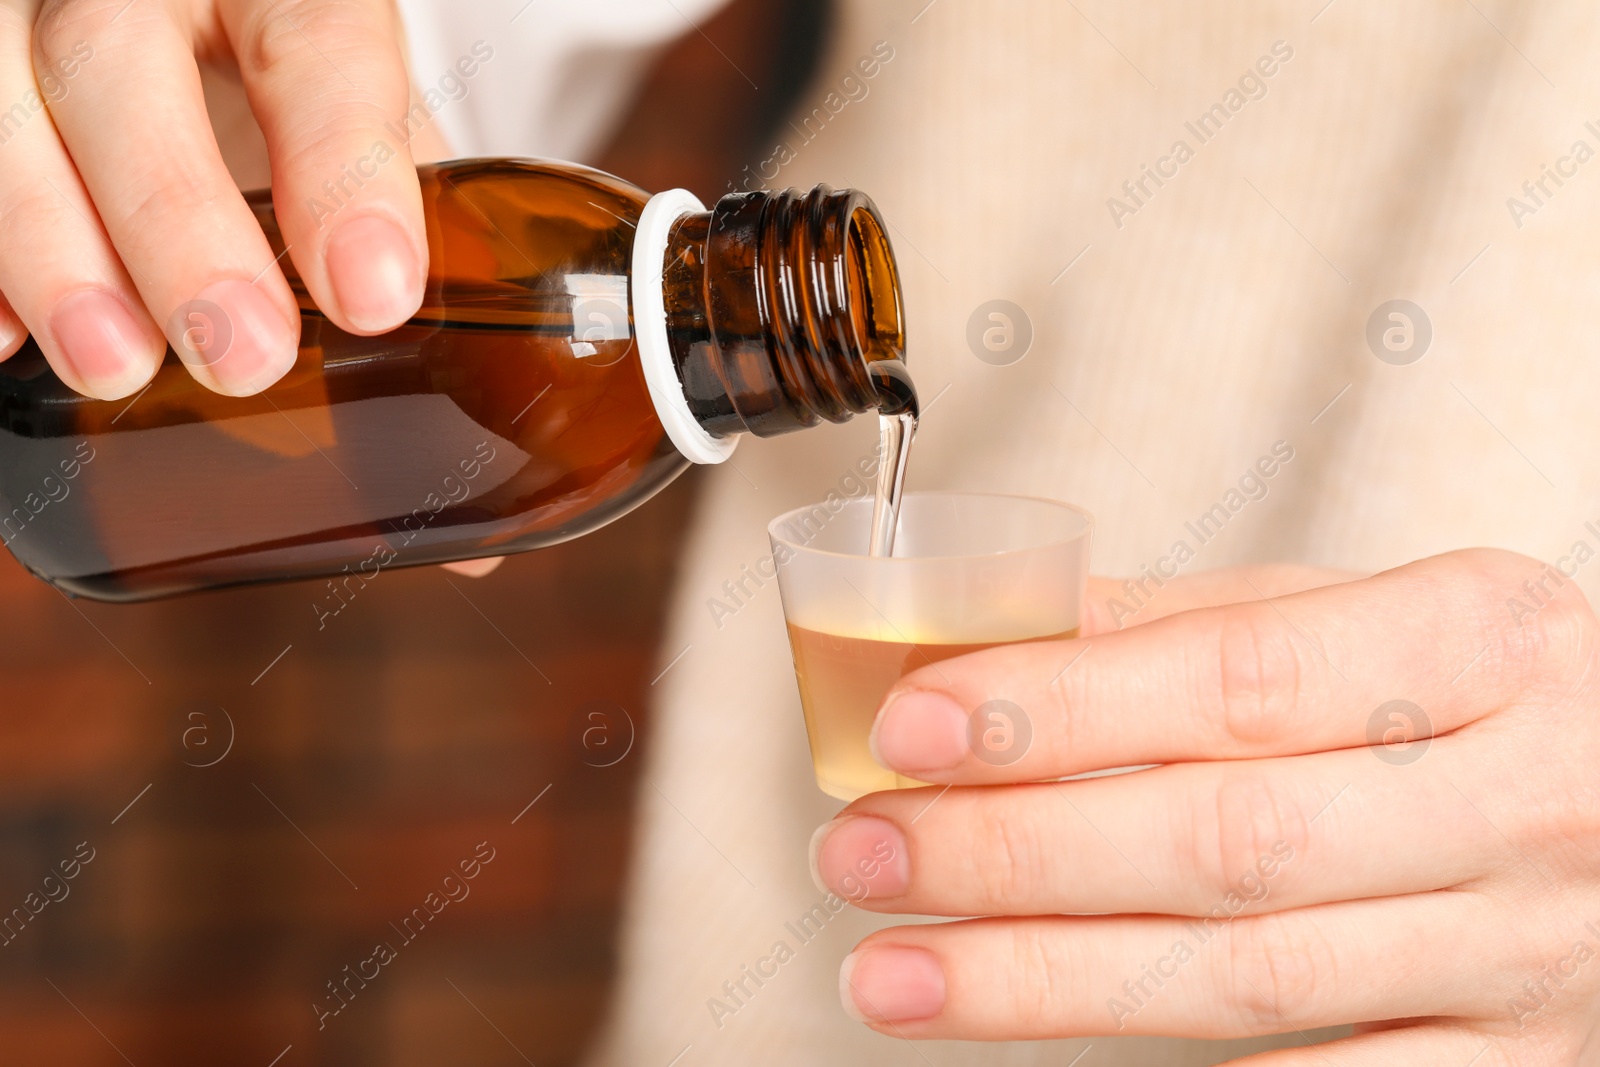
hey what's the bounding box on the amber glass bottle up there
[0,159,906,602]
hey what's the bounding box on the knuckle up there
[237,0,387,81]
[1520,774,1600,862]
[35,0,126,67]
[976,794,1048,911]
[0,5,29,44]
[271,124,396,207]
[1214,602,1305,748]
[1453,547,1600,696]
[1523,591,1599,694]
[1042,678,1081,769]
[118,170,231,262]
[1005,922,1072,1028]
[0,186,78,253]
[1200,775,1305,908]
[1224,912,1332,1031]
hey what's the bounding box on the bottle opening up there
[661,186,909,440]
[845,204,906,370]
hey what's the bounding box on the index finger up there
[38,0,299,395]
[217,0,425,335]
[869,548,1582,783]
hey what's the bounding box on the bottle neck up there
[659,186,905,440]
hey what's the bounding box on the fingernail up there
[810,814,909,901]
[325,214,423,333]
[0,312,23,356]
[49,289,157,399]
[439,557,504,579]
[178,279,298,395]
[870,691,970,775]
[839,946,946,1024]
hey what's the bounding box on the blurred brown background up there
[0,1,828,1062]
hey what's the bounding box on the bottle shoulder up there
[241,156,652,215]
[420,157,652,205]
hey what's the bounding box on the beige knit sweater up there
[582,0,1600,1063]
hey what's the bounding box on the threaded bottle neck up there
[660,185,905,439]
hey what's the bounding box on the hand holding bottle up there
[0,158,905,600]
[0,0,427,400]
